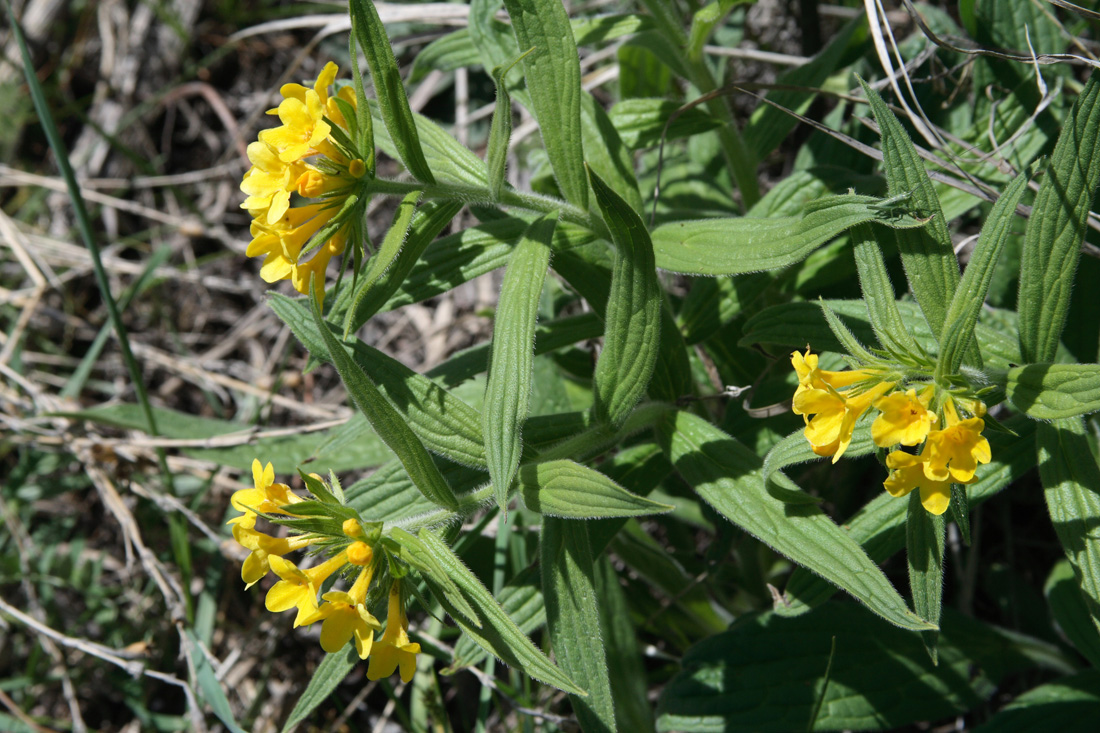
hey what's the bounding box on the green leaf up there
[972,670,1100,733]
[389,528,480,625]
[449,566,545,670]
[763,415,877,491]
[907,491,946,663]
[573,13,656,46]
[817,300,878,364]
[484,214,555,510]
[542,518,617,732]
[779,416,1038,615]
[1046,560,1100,669]
[581,91,645,216]
[281,645,358,733]
[657,410,934,631]
[417,529,585,695]
[1006,364,1100,420]
[657,603,1067,732]
[335,200,463,335]
[429,312,603,389]
[519,459,674,519]
[368,100,487,187]
[309,285,459,510]
[608,98,721,149]
[740,300,1023,369]
[743,16,865,160]
[859,77,960,341]
[185,629,247,733]
[486,49,535,201]
[270,293,486,468]
[502,0,588,209]
[936,172,1029,380]
[589,166,661,427]
[349,0,434,183]
[410,29,481,82]
[1039,417,1100,634]
[649,193,930,275]
[850,223,924,359]
[1018,71,1100,363]
[342,191,421,336]
[594,555,654,733]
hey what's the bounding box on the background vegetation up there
[2,0,1100,731]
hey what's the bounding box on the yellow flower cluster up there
[229,460,421,682]
[241,62,366,300]
[791,349,991,515]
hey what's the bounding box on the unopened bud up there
[347,541,373,566]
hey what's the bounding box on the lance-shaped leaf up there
[336,200,463,335]
[389,528,479,625]
[343,191,421,336]
[520,459,674,519]
[1046,560,1100,670]
[349,0,434,183]
[907,491,946,663]
[858,77,960,343]
[368,99,487,187]
[657,410,934,631]
[450,566,545,670]
[779,416,1037,615]
[936,172,1029,380]
[1018,71,1100,363]
[1039,417,1100,633]
[851,223,924,359]
[650,194,929,276]
[309,284,458,510]
[502,0,588,209]
[581,91,644,217]
[269,293,486,468]
[542,518,617,732]
[417,529,585,695]
[589,166,661,427]
[1006,363,1100,420]
[486,49,535,200]
[484,214,555,511]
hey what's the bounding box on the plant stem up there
[360,176,608,239]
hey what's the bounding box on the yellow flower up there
[790,350,892,462]
[920,399,991,483]
[242,63,362,297]
[871,386,937,448]
[265,552,348,627]
[229,459,303,523]
[304,567,380,659]
[232,520,313,588]
[883,451,973,515]
[367,583,422,683]
[260,91,331,164]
